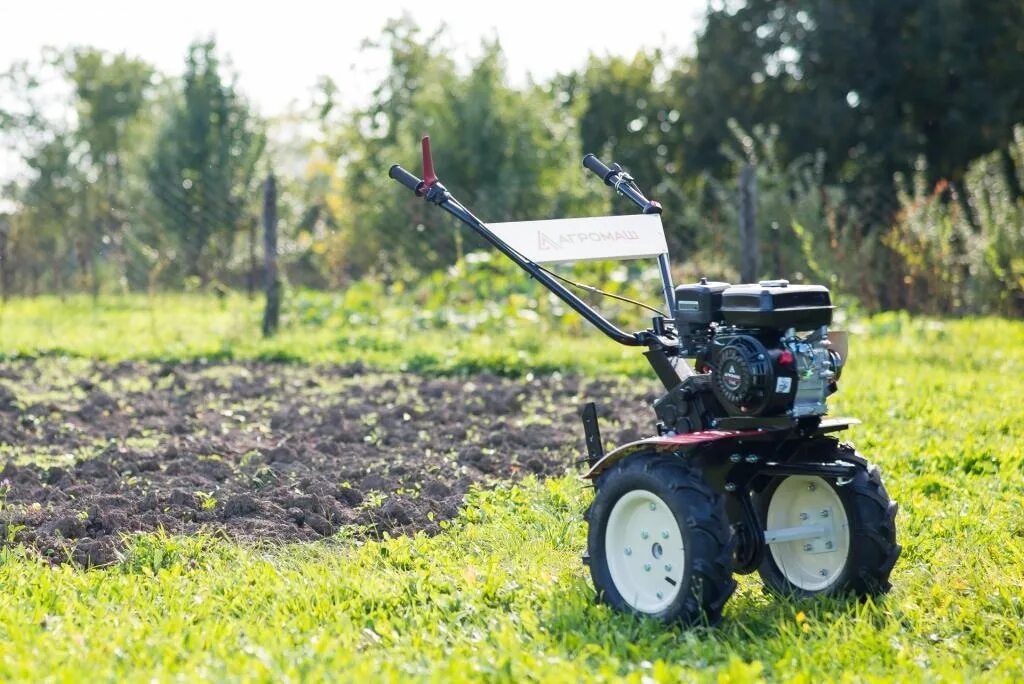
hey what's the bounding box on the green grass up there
[0,291,648,377]
[2,294,1024,681]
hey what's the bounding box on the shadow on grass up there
[533,578,888,673]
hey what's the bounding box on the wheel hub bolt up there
[656,591,663,600]
[807,482,817,491]
[664,564,672,572]
[640,530,649,540]
[819,568,828,577]
[803,543,813,552]
[644,563,652,572]
[799,512,808,521]
[825,541,833,550]
[649,502,657,511]
[820,509,829,518]
[625,547,632,556]
[661,531,669,539]
[724,482,736,492]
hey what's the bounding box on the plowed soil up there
[0,359,657,566]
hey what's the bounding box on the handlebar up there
[583,152,673,314]
[386,137,677,355]
[582,153,662,216]
[388,165,423,194]
[582,153,615,185]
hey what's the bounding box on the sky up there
[0,0,705,117]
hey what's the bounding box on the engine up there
[674,279,843,419]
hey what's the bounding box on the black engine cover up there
[720,280,833,330]
[710,334,797,417]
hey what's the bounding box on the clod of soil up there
[0,359,657,566]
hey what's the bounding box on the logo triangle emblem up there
[537,231,560,251]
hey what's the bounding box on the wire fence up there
[3,140,1020,319]
[0,165,902,295]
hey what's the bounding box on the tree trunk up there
[262,174,281,337]
[738,163,759,283]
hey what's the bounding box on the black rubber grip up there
[389,164,422,193]
[582,153,614,184]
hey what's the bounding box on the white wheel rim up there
[766,476,850,592]
[605,489,685,613]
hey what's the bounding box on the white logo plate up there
[486,214,668,264]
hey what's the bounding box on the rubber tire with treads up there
[587,453,736,625]
[755,441,901,598]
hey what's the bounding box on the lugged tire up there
[755,441,901,598]
[587,453,737,625]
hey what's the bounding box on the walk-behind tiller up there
[389,138,901,625]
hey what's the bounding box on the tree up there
[16,134,83,294]
[148,40,265,285]
[573,53,677,189]
[0,53,86,294]
[681,0,1024,217]
[68,48,154,293]
[330,19,598,278]
[1,49,158,295]
[562,52,692,252]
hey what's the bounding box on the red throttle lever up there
[388,135,441,197]
[420,136,438,189]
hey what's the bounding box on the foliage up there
[570,54,671,198]
[320,18,600,280]
[688,121,897,309]
[686,0,1024,200]
[147,40,266,285]
[2,8,1024,315]
[8,133,83,293]
[69,47,155,294]
[0,302,1023,680]
[1,49,160,294]
[886,125,1024,316]
[1,53,97,295]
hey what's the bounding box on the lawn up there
[1,292,1023,681]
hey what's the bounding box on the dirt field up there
[0,358,657,566]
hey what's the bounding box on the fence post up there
[739,163,759,283]
[262,174,281,337]
[247,218,257,300]
[0,214,8,302]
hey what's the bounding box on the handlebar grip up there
[389,164,423,194]
[582,153,614,185]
